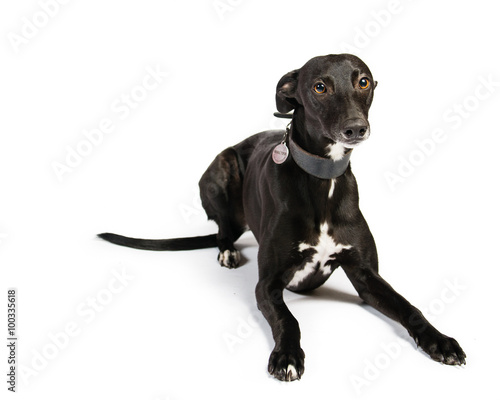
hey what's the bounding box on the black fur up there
[97,232,217,251]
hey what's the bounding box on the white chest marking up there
[288,223,352,288]
[328,179,335,198]
[326,144,342,199]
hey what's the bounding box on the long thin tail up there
[97,232,217,251]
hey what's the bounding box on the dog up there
[99,54,466,381]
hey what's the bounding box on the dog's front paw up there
[218,249,241,269]
[268,346,305,381]
[414,329,466,366]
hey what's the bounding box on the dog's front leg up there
[342,265,466,365]
[255,277,305,381]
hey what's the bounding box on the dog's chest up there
[286,222,351,292]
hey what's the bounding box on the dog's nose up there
[341,119,368,140]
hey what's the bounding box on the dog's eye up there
[359,78,370,90]
[313,83,326,94]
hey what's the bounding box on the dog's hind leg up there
[199,147,246,268]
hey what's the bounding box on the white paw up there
[218,249,240,268]
[286,364,298,381]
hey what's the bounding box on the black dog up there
[99,54,466,381]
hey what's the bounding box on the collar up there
[288,130,352,180]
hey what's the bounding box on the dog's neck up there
[287,112,351,180]
[288,130,352,180]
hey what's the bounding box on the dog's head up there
[276,54,376,153]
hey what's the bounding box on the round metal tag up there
[272,143,289,164]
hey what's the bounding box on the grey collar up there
[288,133,352,180]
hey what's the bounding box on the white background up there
[1,0,499,399]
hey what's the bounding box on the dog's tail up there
[97,232,217,251]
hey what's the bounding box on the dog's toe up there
[415,330,466,366]
[268,347,305,381]
[218,249,241,269]
[285,364,299,381]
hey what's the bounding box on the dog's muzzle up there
[339,118,370,147]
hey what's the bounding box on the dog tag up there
[272,143,289,164]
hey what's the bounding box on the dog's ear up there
[276,69,300,113]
